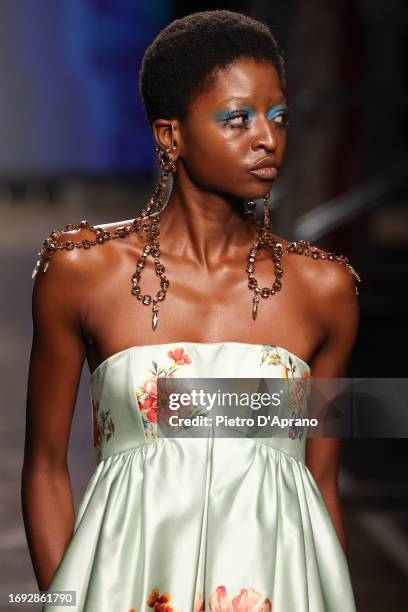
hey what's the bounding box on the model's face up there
[177,57,288,199]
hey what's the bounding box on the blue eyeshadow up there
[266,104,288,120]
[213,103,288,123]
[214,107,254,121]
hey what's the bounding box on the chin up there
[245,183,274,200]
[222,181,274,202]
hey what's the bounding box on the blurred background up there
[1,1,407,610]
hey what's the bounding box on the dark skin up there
[22,58,359,590]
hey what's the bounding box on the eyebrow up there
[219,95,287,105]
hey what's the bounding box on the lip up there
[249,167,278,180]
[248,158,279,180]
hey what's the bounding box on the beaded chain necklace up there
[32,135,361,331]
[32,187,361,331]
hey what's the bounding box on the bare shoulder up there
[278,234,361,349]
[273,234,362,371]
[32,217,140,280]
[273,233,361,300]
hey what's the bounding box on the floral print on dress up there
[146,588,180,610]
[92,398,115,462]
[260,345,311,441]
[135,347,192,441]
[128,585,272,612]
[209,586,272,611]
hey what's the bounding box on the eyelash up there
[223,110,290,130]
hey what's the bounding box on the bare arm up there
[305,261,360,558]
[22,234,88,591]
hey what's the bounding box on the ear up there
[151,119,180,157]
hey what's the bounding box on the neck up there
[158,178,259,267]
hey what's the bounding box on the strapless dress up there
[43,342,357,612]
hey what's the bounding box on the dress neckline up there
[89,341,312,379]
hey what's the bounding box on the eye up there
[223,110,252,129]
[270,110,290,129]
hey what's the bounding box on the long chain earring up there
[130,125,177,330]
[245,192,284,320]
[31,126,178,332]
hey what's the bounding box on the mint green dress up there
[43,342,357,612]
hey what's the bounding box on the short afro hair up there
[139,10,286,126]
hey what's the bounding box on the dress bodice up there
[89,342,312,465]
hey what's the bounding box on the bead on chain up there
[33,156,362,329]
[244,194,362,320]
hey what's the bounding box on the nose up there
[251,115,278,152]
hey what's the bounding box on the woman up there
[23,10,360,612]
